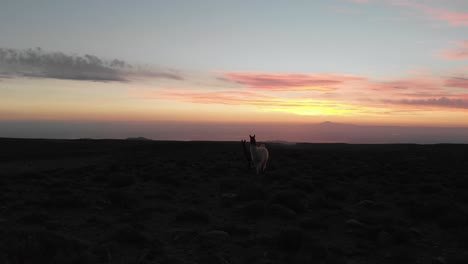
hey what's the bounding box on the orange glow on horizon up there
[1,74,468,129]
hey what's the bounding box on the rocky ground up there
[0,138,467,264]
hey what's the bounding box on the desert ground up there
[0,138,468,263]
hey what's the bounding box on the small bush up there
[107,190,141,209]
[2,229,96,264]
[109,173,135,187]
[109,225,149,247]
[237,184,265,202]
[175,209,211,224]
[271,190,307,213]
[268,204,296,219]
[44,194,89,209]
[275,227,304,252]
[240,200,266,219]
[324,187,347,201]
[299,216,329,230]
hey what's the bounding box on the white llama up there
[249,134,269,175]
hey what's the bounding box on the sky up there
[0,0,467,142]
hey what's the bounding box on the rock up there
[2,229,97,264]
[346,219,367,229]
[377,230,392,245]
[174,209,211,224]
[324,187,347,201]
[217,223,251,236]
[275,227,304,251]
[355,200,377,208]
[291,179,315,193]
[409,227,423,237]
[239,200,266,218]
[201,230,231,242]
[109,173,135,187]
[390,226,412,245]
[271,190,307,213]
[220,192,238,208]
[295,240,328,260]
[386,247,417,263]
[197,230,231,249]
[109,225,150,247]
[447,252,468,264]
[221,192,238,199]
[18,211,48,224]
[299,216,329,230]
[326,253,347,264]
[432,256,447,264]
[268,204,297,219]
[107,190,141,209]
[167,228,198,244]
[237,183,265,201]
[196,253,229,264]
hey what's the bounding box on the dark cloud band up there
[383,97,468,109]
[0,48,182,82]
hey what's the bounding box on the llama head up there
[249,134,256,145]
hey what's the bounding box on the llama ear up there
[253,134,256,138]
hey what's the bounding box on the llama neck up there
[250,144,260,158]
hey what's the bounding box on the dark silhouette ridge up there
[125,137,152,141]
[0,138,467,263]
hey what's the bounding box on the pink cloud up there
[354,76,468,109]
[382,97,468,109]
[392,2,468,26]
[130,71,468,113]
[445,77,468,89]
[439,41,468,60]
[223,72,367,91]
[133,88,362,112]
[426,8,468,26]
[362,77,444,93]
[139,88,281,106]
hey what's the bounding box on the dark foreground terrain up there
[0,138,467,264]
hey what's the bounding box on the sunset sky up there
[1,0,467,141]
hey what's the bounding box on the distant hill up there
[125,137,152,141]
[300,121,468,144]
[265,140,296,145]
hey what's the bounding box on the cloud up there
[0,47,183,82]
[439,41,468,60]
[132,70,183,80]
[349,0,371,3]
[392,2,468,26]
[140,88,280,106]
[445,77,468,89]
[383,97,468,109]
[223,72,367,91]
[362,77,443,93]
[134,87,378,117]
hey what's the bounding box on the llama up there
[241,139,252,169]
[249,134,269,175]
